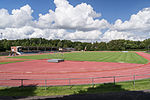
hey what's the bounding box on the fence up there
[0,74,150,88]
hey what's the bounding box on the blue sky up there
[1,0,150,41]
[1,0,150,23]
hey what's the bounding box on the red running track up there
[0,52,150,86]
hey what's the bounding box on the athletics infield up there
[0,52,150,86]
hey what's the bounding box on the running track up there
[0,52,150,86]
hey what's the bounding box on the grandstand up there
[11,46,58,55]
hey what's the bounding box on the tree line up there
[1,38,150,52]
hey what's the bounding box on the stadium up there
[1,0,150,99]
[1,51,150,86]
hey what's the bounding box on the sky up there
[1,0,150,42]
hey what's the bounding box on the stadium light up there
[1,33,3,40]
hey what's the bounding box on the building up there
[11,46,58,55]
[11,46,21,53]
[59,48,75,52]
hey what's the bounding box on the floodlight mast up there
[148,45,150,52]
[1,33,3,40]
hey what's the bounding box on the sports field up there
[9,52,148,64]
[0,51,150,95]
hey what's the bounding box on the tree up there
[63,44,68,48]
[75,43,82,51]
[0,40,4,51]
[0,38,148,52]
[107,39,126,51]
[57,41,63,48]
[98,42,107,51]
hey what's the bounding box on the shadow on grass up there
[0,84,37,100]
[41,83,150,100]
[1,83,150,100]
[76,83,126,94]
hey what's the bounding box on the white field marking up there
[26,72,32,73]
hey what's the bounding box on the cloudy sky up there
[1,0,150,42]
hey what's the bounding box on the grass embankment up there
[0,78,150,96]
[9,52,148,64]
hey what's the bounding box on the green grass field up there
[0,61,26,64]
[0,78,150,96]
[9,52,148,64]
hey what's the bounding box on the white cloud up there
[0,5,33,29]
[0,0,110,41]
[64,30,102,40]
[0,26,34,40]
[35,10,55,28]
[11,4,33,28]
[102,30,143,42]
[29,28,67,40]
[1,0,150,42]
[0,9,13,29]
[112,8,150,32]
[36,0,109,31]
[53,0,109,31]
[102,7,150,42]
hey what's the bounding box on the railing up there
[0,74,150,88]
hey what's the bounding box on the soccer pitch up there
[10,52,148,64]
